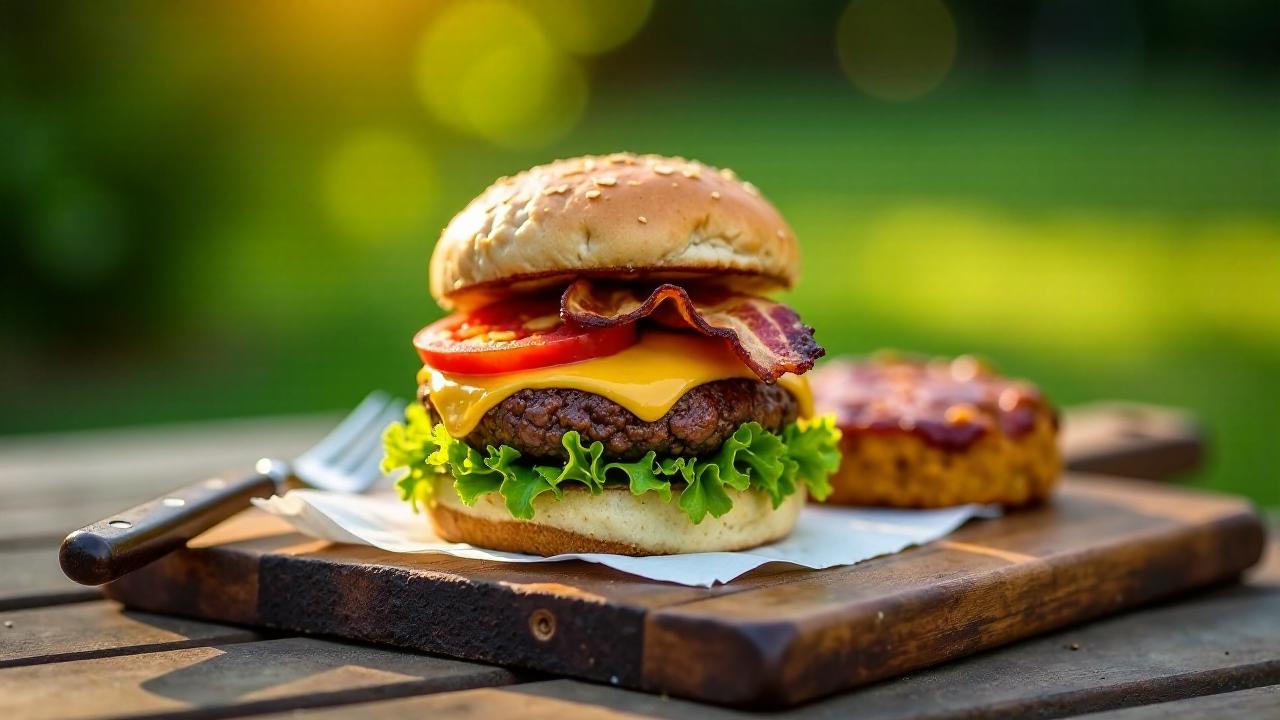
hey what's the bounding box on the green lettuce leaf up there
[674,459,735,524]
[381,405,843,525]
[781,415,843,501]
[380,404,439,512]
[604,451,671,502]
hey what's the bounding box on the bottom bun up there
[427,475,803,556]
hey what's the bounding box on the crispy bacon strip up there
[561,279,824,383]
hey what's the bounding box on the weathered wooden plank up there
[639,477,1264,705]
[104,508,729,687]
[0,600,259,669]
[1065,685,1280,719]
[0,498,156,548]
[0,544,100,610]
[0,636,520,720]
[681,583,1280,718]
[1060,403,1203,481]
[270,582,1280,720]
[256,687,667,720]
[0,415,336,543]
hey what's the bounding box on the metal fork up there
[60,392,406,586]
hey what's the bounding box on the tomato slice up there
[414,298,638,375]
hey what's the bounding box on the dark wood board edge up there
[104,545,652,687]
[103,535,262,626]
[252,552,650,686]
[639,504,1267,706]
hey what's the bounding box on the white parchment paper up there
[253,490,996,587]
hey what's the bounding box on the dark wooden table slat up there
[0,416,336,545]
[0,600,259,669]
[0,636,521,720]
[1068,685,1279,719]
[0,544,100,611]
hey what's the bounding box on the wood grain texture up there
[105,510,720,687]
[1068,685,1280,719]
[0,636,520,720]
[256,582,1280,720]
[103,476,1265,708]
[1059,403,1202,482]
[639,476,1264,705]
[0,544,100,610]
[0,600,259,669]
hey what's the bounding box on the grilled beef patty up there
[422,379,798,462]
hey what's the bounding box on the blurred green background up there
[1,1,1277,503]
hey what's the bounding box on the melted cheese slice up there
[419,331,813,438]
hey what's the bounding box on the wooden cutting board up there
[103,474,1264,707]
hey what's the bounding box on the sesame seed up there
[638,216,648,223]
[743,181,760,196]
[719,168,737,180]
[593,176,617,187]
[710,191,721,200]
[585,189,602,199]
[776,229,786,238]
[654,165,675,176]
[626,180,641,186]
[584,159,596,171]
[544,185,570,195]
[681,168,700,179]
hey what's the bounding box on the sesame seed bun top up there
[429,153,800,309]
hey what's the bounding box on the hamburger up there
[382,153,841,556]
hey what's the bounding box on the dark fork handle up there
[60,470,276,586]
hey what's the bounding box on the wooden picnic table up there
[2,405,1276,719]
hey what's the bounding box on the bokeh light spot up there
[836,0,957,102]
[529,0,653,55]
[415,1,587,148]
[322,129,435,243]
